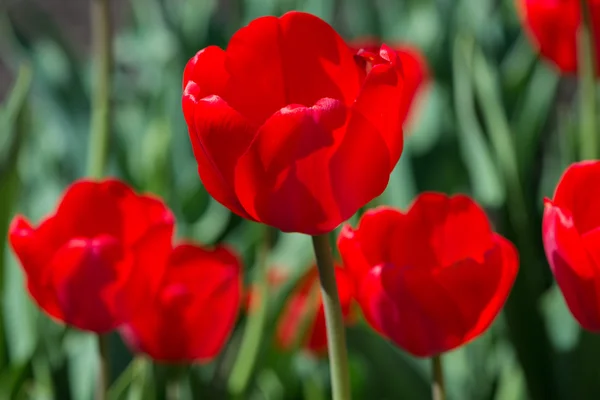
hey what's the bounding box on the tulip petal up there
[234,98,348,234]
[330,47,405,219]
[349,40,429,127]
[396,47,429,126]
[122,243,242,362]
[543,202,600,331]
[183,91,257,220]
[551,160,600,235]
[8,216,64,320]
[51,236,131,333]
[519,0,581,73]
[389,193,494,270]
[121,222,174,320]
[51,179,140,242]
[376,238,515,357]
[355,206,405,268]
[182,46,229,98]
[337,224,372,284]
[433,235,518,345]
[358,264,432,355]
[349,46,405,164]
[223,11,361,124]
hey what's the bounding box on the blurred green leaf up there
[3,255,37,365]
[540,286,579,352]
[64,331,98,400]
[452,34,505,208]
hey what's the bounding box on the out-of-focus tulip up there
[276,265,355,354]
[121,243,242,363]
[338,193,518,357]
[243,267,289,314]
[182,11,406,234]
[8,179,174,333]
[517,0,600,74]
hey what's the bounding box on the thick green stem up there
[96,334,110,400]
[228,226,275,397]
[431,355,446,400]
[87,0,112,178]
[311,234,351,400]
[578,0,598,161]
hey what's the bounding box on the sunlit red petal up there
[182,46,229,98]
[234,99,347,234]
[389,193,494,270]
[223,12,361,124]
[183,91,257,220]
[551,160,600,235]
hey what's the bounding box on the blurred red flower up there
[349,38,429,128]
[182,11,406,235]
[517,0,600,74]
[542,161,600,331]
[8,179,174,333]
[338,193,518,357]
[243,266,289,314]
[121,243,242,363]
[276,265,355,354]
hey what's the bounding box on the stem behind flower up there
[578,0,598,161]
[87,0,112,179]
[96,334,110,400]
[311,234,351,400]
[431,355,446,400]
[228,225,275,397]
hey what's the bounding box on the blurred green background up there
[0,0,594,399]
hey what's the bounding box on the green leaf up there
[64,330,98,400]
[452,35,505,208]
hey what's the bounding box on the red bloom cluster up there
[517,0,600,74]
[338,193,519,357]
[182,11,407,235]
[7,11,527,368]
[9,179,242,363]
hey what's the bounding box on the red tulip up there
[542,161,600,331]
[182,11,406,235]
[276,265,355,354]
[349,38,429,127]
[8,179,174,333]
[517,0,600,74]
[337,193,518,357]
[121,243,242,363]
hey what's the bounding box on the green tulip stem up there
[228,225,275,397]
[578,0,598,161]
[96,334,110,400]
[88,1,112,397]
[87,0,112,178]
[311,234,351,400]
[432,355,446,400]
